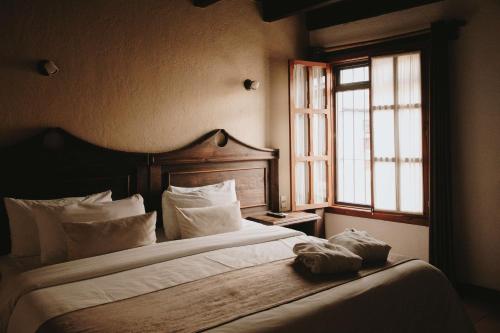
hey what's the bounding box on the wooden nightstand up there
[247,212,321,236]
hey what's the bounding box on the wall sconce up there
[243,79,260,91]
[38,60,59,76]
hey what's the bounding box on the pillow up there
[4,190,112,257]
[175,201,242,239]
[162,180,237,240]
[168,179,235,194]
[62,212,157,260]
[33,194,145,265]
[328,228,392,262]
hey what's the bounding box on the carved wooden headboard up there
[149,129,279,220]
[0,128,279,255]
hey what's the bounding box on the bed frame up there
[0,128,279,255]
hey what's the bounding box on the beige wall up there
[450,0,500,291]
[311,0,500,291]
[0,0,307,158]
[325,214,429,261]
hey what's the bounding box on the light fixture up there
[243,79,260,91]
[38,60,59,76]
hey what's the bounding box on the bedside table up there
[247,212,321,236]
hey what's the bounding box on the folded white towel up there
[293,242,362,274]
[328,228,391,263]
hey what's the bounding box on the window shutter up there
[289,60,333,211]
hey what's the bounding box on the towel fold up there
[328,228,391,263]
[293,242,362,274]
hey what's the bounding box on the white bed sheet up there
[1,225,303,333]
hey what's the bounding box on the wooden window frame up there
[324,35,431,226]
[289,60,333,211]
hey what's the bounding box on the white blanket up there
[1,226,304,333]
[0,224,473,333]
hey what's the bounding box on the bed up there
[0,128,473,333]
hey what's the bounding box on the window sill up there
[325,205,429,226]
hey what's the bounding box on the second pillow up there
[175,201,242,239]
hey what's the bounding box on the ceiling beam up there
[193,0,221,8]
[306,0,443,30]
[262,0,343,22]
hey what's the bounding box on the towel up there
[328,228,391,263]
[293,241,362,274]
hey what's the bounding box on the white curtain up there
[313,161,327,203]
[295,114,308,157]
[371,53,423,213]
[295,162,309,205]
[294,65,308,109]
[312,114,326,156]
[311,67,326,109]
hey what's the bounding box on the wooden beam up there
[193,0,221,8]
[306,0,443,30]
[262,0,343,22]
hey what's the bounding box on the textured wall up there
[450,0,500,291]
[325,214,429,261]
[311,0,500,291]
[0,0,306,151]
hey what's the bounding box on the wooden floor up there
[461,288,500,333]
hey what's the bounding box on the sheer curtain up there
[371,53,423,213]
[294,64,309,205]
[312,67,327,203]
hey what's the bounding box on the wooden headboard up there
[0,128,279,255]
[149,129,279,220]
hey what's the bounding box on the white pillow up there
[62,212,157,260]
[168,179,235,194]
[176,201,242,239]
[4,190,112,257]
[162,180,237,240]
[33,194,145,265]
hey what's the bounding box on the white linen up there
[3,191,112,257]
[176,201,242,239]
[1,226,303,333]
[168,179,235,194]
[33,194,145,265]
[328,228,391,262]
[63,212,157,260]
[162,184,237,241]
[293,242,362,274]
[0,223,473,333]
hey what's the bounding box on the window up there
[289,61,333,210]
[290,49,428,224]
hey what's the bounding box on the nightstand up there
[247,211,321,236]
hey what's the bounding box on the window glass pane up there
[293,64,308,108]
[312,113,327,155]
[397,53,421,106]
[372,109,395,158]
[372,57,394,107]
[398,107,422,159]
[335,88,371,205]
[311,67,326,109]
[339,66,369,84]
[313,161,327,203]
[295,113,308,157]
[400,162,423,213]
[397,53,423,214]
[295,162,309,205]
[373,161,396,211]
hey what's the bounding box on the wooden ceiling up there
[193,0,443,30]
